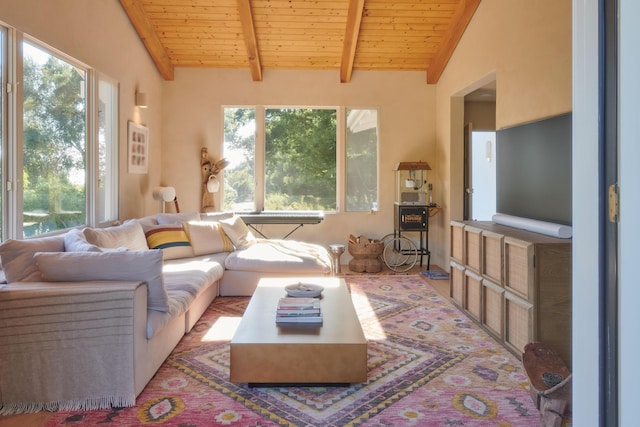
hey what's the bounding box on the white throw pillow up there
[34,250,169,312]
[219,215,256,250]
[183,221,234,256]
[83,220,148,251]
[64,228,103,252]
[143,224,194,260]
[0,235,65,282]
[156,212,200,225]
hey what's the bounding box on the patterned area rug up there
[45,275,540,426]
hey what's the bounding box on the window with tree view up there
[223,107,377,212]
[22,42,87,236]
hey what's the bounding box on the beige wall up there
[161,69,436,255]
[465,102,496,131]
[0,0,165,220]
[432,0,572,267]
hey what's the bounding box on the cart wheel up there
[383,236,418,272]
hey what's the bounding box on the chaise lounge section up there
[0,212,331,415]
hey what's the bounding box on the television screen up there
[496,113,572,226]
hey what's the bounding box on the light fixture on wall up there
[207,174,220,193]
[152,186,176,213]
[135,91,148,108]
[486,140,492,162]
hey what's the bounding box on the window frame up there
[0,25,118,240]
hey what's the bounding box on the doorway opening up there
[463,81,496,221]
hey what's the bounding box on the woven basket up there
[348,240,384,259]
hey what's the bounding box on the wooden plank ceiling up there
[119,0,480,83]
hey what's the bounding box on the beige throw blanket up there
[0,281,143,415]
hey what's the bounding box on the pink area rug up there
[45,275,540,426]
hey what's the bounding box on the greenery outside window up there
[265,108,336,211]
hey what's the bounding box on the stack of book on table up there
[276,297,322,325]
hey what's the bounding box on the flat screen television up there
[496,112,572,226]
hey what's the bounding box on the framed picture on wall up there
[128,121,149,174]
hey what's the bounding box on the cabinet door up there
[450,261,465,307]
[503,237,534,301]
[463,270,482,322]
[464,226,482,273]
[504,291,533,356]
[450,221,465,263]
[482,230,503,285]
[481,279,504,339]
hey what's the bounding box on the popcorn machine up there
[393,161,435,269]
[394,161,433,206]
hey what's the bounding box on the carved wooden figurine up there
[200,147,229,213]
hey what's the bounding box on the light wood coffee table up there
[230,277,367,385]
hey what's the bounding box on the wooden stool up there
[522,342,572,427]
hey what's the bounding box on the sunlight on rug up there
[44,275,540,426]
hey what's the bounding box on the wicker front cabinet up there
[449,221,572,366]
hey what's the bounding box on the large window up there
[97,76,119,225]
[0,26,118,240]
[223,107,377,212]
[346,109,379,211]
[22,42,87,236]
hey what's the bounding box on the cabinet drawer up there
[482,230,503,285]
[464,226,482,273]
[464,270,482,322]
[504,292,534,357]
[481,279,504,339]
[504,237,534,301]
[450,221,465,263]
[450,261,465,307]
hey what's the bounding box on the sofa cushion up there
[163,254,226,296]
[224,240,331,273]
[33,250,170,312]
[0,235,65,282]
[83,220,148,251]
[143,224,194,260]
[156,212,200,225]
[183,221,234,256]
[219,215,256,249]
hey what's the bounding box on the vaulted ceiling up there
[119,0,481,83]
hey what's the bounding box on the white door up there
[470,131,496,220]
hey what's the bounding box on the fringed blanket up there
[0,281,143,415]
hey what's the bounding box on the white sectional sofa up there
[0,211,331,415]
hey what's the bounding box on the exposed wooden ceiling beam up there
[340,0,365,83]
[426,0,481,84]
[237,0,263,82]
[119,0,174,80]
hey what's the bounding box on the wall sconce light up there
[486,140,492,162]
[152,186,176,213]
[207,175,220,193]
[135,91,148,108]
